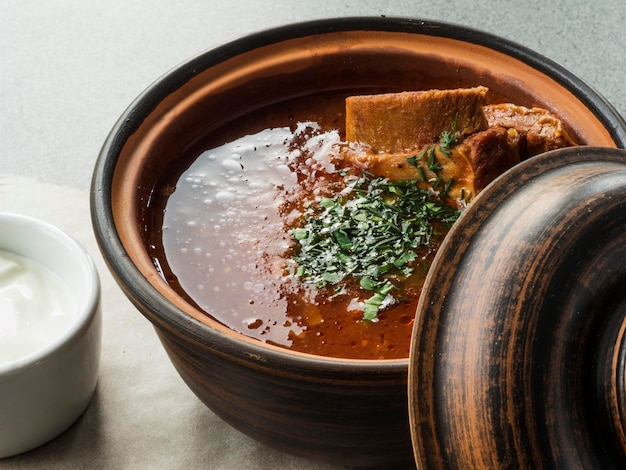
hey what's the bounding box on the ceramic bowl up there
[410,146,626,468]
[0,213,101,459]
[90,17,626,467]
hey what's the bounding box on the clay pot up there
[91,17,626,467]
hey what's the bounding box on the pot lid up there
[409,146,626,468]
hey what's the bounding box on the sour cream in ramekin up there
[0,249,77,367]
[0,213,101,459]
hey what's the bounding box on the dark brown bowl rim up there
[90,16,626,374]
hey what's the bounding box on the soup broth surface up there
[151,92,455,360]
[162,123,434,359]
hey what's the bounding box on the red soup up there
[144,91,459,360]
[145,87,574,360]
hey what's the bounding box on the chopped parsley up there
[406,126,459,197]
[439,127,457,155]
[291,174,460,321]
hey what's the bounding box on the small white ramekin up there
[0,212,101,459]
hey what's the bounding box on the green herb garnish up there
[438,130,456,156]
[291,174,460,320]
[406,124,459,192]
[439,116,458,155]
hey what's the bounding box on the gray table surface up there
[1,1,624,469]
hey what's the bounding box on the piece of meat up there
[459,126,521,192]
[340,88,576,206]
[345,86,490,153]
[341,126,520,205]
[483,103,577,158]
[340,145,473,202]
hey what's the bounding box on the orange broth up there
[146,92,454,360]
